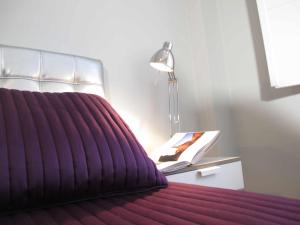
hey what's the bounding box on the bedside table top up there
[163,156,241,176]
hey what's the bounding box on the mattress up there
[1,182,300,225]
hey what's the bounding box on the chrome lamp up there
[150,41,180,136]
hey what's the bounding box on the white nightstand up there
[165,157,244,190]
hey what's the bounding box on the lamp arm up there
[167,72,180,136]
[168,72,177,81]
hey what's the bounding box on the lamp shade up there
[150,42,174,72]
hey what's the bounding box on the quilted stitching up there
[0,88,167,211]
[1,183,300,224]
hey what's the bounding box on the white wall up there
[195,0,300,198]
[188,0,237,157]
[0,0,205,152]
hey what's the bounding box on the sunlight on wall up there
[118,110,150,153]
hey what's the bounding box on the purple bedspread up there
[1,182,300,225]
[0,88,166,211]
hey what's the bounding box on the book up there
[152,131,221,173]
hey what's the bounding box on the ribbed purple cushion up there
[0,88,167,211]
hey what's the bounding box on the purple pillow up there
[0,88,167,211]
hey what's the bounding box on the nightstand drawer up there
[166,161,244,190]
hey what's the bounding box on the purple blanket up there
[0,88,166,211]
[1,182,300,225]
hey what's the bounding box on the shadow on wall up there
[246,0,300,101]
[231,100,300,198]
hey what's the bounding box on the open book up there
[152,131,220,173]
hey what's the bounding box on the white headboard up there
[0,45,104,97]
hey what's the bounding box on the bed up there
[0,45,299,225]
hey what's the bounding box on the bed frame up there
[0,45,105,97]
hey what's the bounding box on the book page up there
[177,131,220,162]
[151,131,220,163]
[151,133,188,163]
[156,161,190,173]
[190,132,220,164]
[158,132,204,162]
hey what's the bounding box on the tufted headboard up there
[0,45,104,97]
